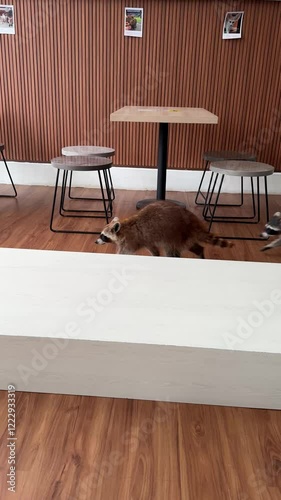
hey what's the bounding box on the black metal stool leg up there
[207,173,220,217]
[257,177,261,223]
[60,171,69,215]
[60,169,112,218]
[66,164,115,206]
[50,169,61,232]
[103,169,114,205]
[0,150,17,197]
[264,176,269,222]
[98,171,109,223]
[195,161,209,205]
[50,168,103,235]
[103,169,113,216]
[108,169,115,201]
[204,175,259,222]
[68,171,74,199]
[208,175,225,233]
[240,177,244,206]
[105,171,112,217]
[198,164,245,210]
[250,177,256,218]
[202,172,214,219]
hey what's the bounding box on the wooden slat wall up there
[0,0,280,169]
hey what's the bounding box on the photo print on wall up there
[0,4,15,34]
[223,11,244,39]
[124,7,143,37]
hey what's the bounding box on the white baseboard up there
[1,161,281,194]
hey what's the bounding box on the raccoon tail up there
[205,233,234,249]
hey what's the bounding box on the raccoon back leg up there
[146,245,160,257]
[189,243,205,259]
[261,237,281,251]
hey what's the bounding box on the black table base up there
[136,122,185,210]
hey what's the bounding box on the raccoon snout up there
[260,232,270,240]
[96,233,111,244]
[95,238,104,245]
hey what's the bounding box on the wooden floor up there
[0,185,281,500]
[0,184,281,263]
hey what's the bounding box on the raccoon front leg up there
[261,237,281,251]
[146,245,160,257]
[116,246,134,255]
[165,248,181,258]
[189,243,205,259]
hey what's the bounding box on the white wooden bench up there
[1,248,281,409]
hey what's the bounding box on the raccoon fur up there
[260,212,281,251]
[95,201,233,258]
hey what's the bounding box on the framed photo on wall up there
[0,4,15,34]
[223,11,244,39]
[124,7,143,38]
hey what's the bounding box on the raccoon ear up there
[113,222,121,233]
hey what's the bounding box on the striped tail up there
[206,233,234,248]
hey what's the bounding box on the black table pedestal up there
[136,122,185,209]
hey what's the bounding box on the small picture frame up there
[124,7,143,38]
[223,11,244,39]
[0,5,15,35]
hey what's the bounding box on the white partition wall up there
[1,248,281,409]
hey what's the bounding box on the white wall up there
[1,161,281,194]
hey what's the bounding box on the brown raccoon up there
[95,201,233,258]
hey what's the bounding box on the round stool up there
[0,143,17,197]
[62,145,115,157]
[62,145,115,202]
[203,160,274,240]
[50,156,113,234]
[195,150,257,207]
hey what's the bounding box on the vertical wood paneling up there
[0,1,280,170]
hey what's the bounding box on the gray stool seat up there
[50,155,113,235]
[204,160,274,240]
[203,151,256,162]
[62,145,115,157]
[0,143,17,198]
[210,161,274,177]
[51,155,112,171]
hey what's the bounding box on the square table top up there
[110,106,218,124]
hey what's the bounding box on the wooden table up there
[110,106,218,208]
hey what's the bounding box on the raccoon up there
[261,212,281,251]
[95,201,233,258]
